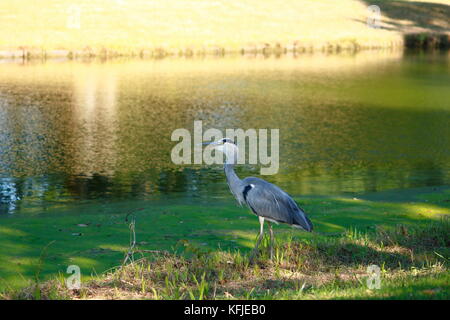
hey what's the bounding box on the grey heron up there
[205,138,313,261]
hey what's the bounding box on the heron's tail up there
[293,209,313,232]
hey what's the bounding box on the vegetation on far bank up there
[0,186,449,300]
[0,0,449,59]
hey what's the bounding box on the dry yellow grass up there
[0,0,448,57]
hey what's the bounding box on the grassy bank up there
[0,0,449,59]
[2,217,449,300]
[0,186,449,299]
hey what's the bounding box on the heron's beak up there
[199,141,218,146]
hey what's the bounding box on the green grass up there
[2,216,448,300]
[0,186,449,299]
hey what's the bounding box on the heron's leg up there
[268,222,274,260]
[250,216,265,262]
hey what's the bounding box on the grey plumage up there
[241,177,313,232]
[224,164,313,232]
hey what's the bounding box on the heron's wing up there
[242,177,313,232]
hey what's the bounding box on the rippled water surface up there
[1,51,449,215]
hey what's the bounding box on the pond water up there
[1,50,449,215]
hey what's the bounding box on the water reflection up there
[0,178,19,214]
[0,51,449,215]
[71,68,118,177]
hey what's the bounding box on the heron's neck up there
[224,163,242,188]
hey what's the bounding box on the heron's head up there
[203,138,238,164]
